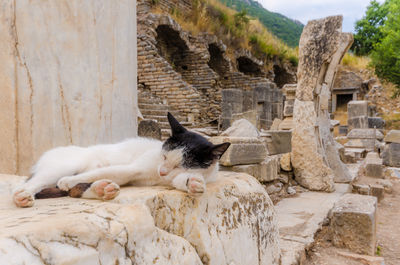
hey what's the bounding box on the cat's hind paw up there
[13,190,34,208]
[57,177,76,191]
[187,175,206,195]
[91,179,120,200]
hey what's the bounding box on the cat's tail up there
[35,188,68,199]
[34,183,92,199]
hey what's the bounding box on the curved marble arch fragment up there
[291,15,354,192]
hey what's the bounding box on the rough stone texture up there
[360,152,384,179]
[277,183,350,265]
[280,153,292,171]
[344,139,379,151]
[270,118,282,130]
[278,118,295,130]
[138,120,161,140]
[382,143,400,167]
[0,176,202,264]
[220,156,280,182]
[333,70,363,90]
[369,184,384,202]
[0,0,138,175]
[292,101,335,191]
[384,130,400,144]
[348,101,368,119]
[220,119,260,138]
[282,84,296,118]
[291,16,353,191]
[347,129,384,140]
[265,130,292,155]
[341,148,367,163]
[368,117,385,129]
[348,116,368,130]
[115,172,281,265]
[0,172,280,265]
[210,136,267,166]
[330,194,377,255]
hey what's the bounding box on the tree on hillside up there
[351,0,389,56]
[371,0,400,96]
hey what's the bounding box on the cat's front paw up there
[187,175,206,195]
[57,177,76,191]
[91,179,120,200]
[13,189,34,208]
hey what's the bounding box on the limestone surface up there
[347,129,384,140]
[384,130,400,144]
[382,143,400,167]
[0,199,202,265]
[291,100,335,191]
[0,0,138,175]
[347,101,368,119]
[0,172,280,265]
[330,194,377,255]
[220,118,260,137]
[220,155,280,182]
[291,16,353,191]
[210,136,267,166]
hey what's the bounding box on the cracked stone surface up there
[292,16,353,191]
[0,172,280,265]
[275,183,351,265]
[0,0,138,175]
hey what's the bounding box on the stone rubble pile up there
[215,119,297,201]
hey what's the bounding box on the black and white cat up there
[13,113,230,208]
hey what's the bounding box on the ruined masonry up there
[136,0,296,137]
[291,16,354,191]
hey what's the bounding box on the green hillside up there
[218,0,303,47]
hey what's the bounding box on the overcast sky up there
[257,0,383,32]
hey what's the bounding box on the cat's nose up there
[159,167,168,176]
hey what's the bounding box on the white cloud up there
[256,0,384,32]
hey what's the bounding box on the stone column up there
[291,16,353,191]
[0,0,138,175]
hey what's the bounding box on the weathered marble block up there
[330,194,377,255]
[0,172,281,265]
[363,152,384,179]
[348,116,368,130]
[347,129,384,140]
[368,117,385,129]
[347,101,368,119]
[384,130,400,144]
[220,155,280,182]
[116,172,281,265]
[210,137,267,166]
[0,198,202,265]
[382,143,400,167]
[0,0,138,175]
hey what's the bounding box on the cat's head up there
[159,113,230,177]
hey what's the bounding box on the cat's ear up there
[211,142,231,159]
[167,112,187,135]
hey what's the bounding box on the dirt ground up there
[304,178,400,265]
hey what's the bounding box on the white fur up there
[13,137,219,207]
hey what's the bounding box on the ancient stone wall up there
[0,0,138,175]
[137,1,290,129]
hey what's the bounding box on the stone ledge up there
[0,172,280,265]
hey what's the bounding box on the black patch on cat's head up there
[163,113,230,169]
